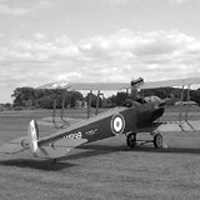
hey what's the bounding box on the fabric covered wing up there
[37,82,130,91]
[139,77,200,89]
[37,77,200,91]
[0,136,29,154]
[35,138,88,159]
[157,120,200,132]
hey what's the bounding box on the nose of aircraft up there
[144,96,163,108]
[144,96,165,121]
[152,106,165,121]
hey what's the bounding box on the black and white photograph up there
[0,0,200,199]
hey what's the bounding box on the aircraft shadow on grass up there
[0,144,200,170]
[61,143,200,162]
[0,144,124,170]
[130,146,200,154]
[65,144,125,160]
[0,158,76,171]
[80,143,200,154]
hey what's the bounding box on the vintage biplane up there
[1,77,200,162]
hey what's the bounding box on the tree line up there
[11,86,200,110]
[11,87,84,109]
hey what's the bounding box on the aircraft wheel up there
[126,133,137,148]
[153,133,163,149]
[21,139,29,148]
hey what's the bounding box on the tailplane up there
[27,119,78,159]
[0,119,87,160]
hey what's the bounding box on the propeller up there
[144,96,173,109]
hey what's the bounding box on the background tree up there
[11,87,84,109]
[85,93,102,108]
[107,92,129,106]
[12,87,37,108]
[11,86,200,109]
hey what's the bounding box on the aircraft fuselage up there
[39,102,164,147]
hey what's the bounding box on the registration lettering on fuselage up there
[64,131,82,139]
[85,128,98,136]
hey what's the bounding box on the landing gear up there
[126,132,137,149]
[126,131,164,149]
[52,159,57,164]
[153,133,163,149]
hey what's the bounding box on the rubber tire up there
[153,133,163,149]
[126,133,137,149]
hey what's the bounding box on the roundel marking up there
[111,113,125,136]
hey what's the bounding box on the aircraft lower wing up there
[156,120,200,132]
[135,120,200,134]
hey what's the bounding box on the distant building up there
[175,101,197,106]
[75,100,87,108]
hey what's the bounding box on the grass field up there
[0,108,200,200]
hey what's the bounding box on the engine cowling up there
[144,96,163,108]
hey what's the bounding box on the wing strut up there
[87,90,92,119]
[51,93,70,128]
[61,92,66,120]
[178,85,184,123]
[185,84,190,122]
[95,90,101,116]
[52,95,57,124]
[178,84,196,132]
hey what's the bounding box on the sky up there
[1,0,200,103]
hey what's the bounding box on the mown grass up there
[0,108,200,200]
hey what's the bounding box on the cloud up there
[57,72,82,81]
[170,0,197,4]
[103,0,138,5]
[35,0,53,9]
[0,0,53,15]
[1,29,200,93]
[34,33,47,40]
[0,3,30,15]
[77,30,200,80]
[96,0,139,7]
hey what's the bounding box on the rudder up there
[27,119,40,157]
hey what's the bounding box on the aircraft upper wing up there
[37,82,130,91]
[37,77,200,91]
[139,77,200,89]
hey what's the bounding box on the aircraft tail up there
[27,119,40,157]
[0,119,87,160]
[0,120,40,156]
[27,119,83,159]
